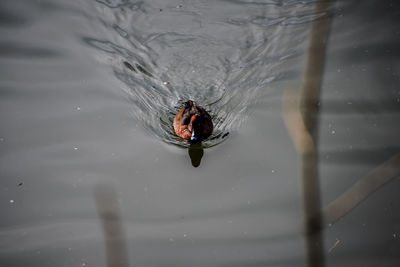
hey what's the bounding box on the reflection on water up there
[94,184,129,267]
[188,143,204,167]
[84,0,320,148]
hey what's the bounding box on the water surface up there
[1,0,400,266]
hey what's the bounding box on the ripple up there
[84,0,314,148]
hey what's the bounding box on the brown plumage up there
[173,100,213,142]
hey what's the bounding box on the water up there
[1,0,399,266]
[83,0,313,148]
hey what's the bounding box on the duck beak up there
[190,130,198,141]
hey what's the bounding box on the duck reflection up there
[188,143,204,167]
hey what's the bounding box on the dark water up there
[1,0,400,266]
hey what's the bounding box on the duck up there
[173,100,213,142]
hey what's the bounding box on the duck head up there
[188,113,201,143]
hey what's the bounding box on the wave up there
[83,0,320,148]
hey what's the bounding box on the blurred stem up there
[321,153,400,225]
[94,184,129,267]
[284,0,333,266]
[299,0,333,262]
[285,1,400,264]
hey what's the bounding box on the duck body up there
[173,100,213,142]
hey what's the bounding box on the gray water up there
[1,0,400,266]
